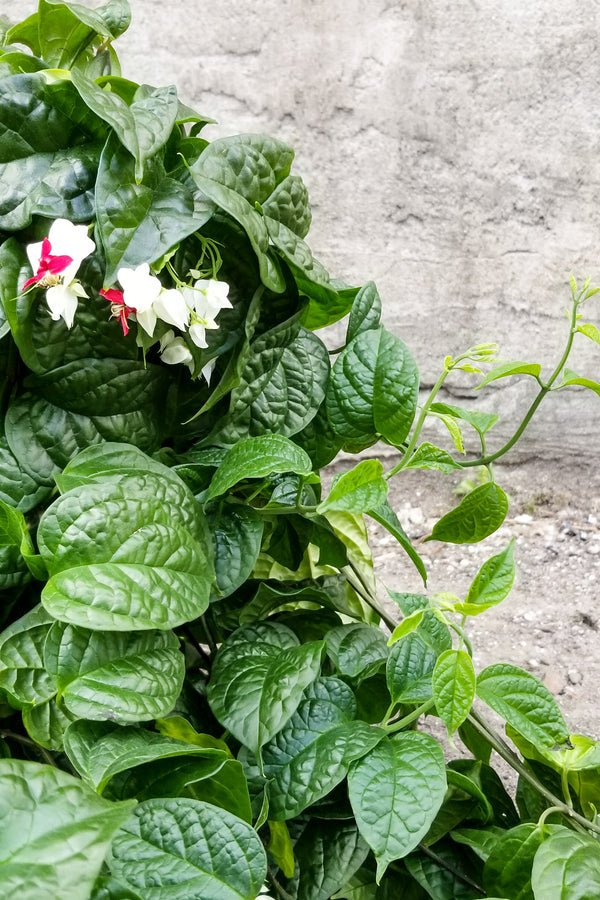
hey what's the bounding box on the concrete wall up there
[8,0,600,460]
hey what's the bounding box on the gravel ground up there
[350,456,600,742]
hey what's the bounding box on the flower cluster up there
[22,219,231,379]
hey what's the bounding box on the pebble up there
[568,669,583,685]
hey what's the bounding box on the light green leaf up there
[387,591,452,655]
[386,633,437,704]
[558,367,600,398]
[206,434,312,501]
[577,322,600,347]
[268,821,295,879]
[0,759,135,900]
[207,622,324,755]
[531,827,600,899]
[327,326,419,450]
[455,540,515,616]
[403,442,462,473]
[261,173,311,238]
[368,500,427,583]
[22,697,75,751]
[426,483,509,544]
[348,732,447,879]
[44,623,185,722]
[0,605,56,710]
[432,649,476,735]
[38,480,213,631]
[109,798,267,900]
[190,133,294,292]
[430,411,465,454]
[388,609,425,645]
[38,0,131,67]
[476,663,569,747]
[429,402,499,436]
[318,459,387,514]
[260,677,383,820]
[477,361,542,389]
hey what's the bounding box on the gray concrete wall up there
[7,0,600,460]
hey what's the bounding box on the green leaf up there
[455,540,515,616]
[0,497,46,579]
[327,326,419,450]
[326,623,389,680]
[261,173,311,238]
[368,500,427,583]
[268,821,295,879]
[0,605,56,710]
[44,623,185,722]
[0,759,135,900]
[38,0,131,67]
[96,133,214,284]
[346,281,382,343]
[403,442,462,473]
[59,441,176,485]
[286,820,370,900]
[5,14,42,55]
[426,483,509,544]
[318,460,387,514]
[387,591,452,655]
[477,361,542,389]
[0,432,51,513]
[206,434,312,501]
[38,479,214,631]
[207,503,264,598]
[260,677,384,819]
[386,633,437,705]
[432,650,476,735]
[559,367,600,398]
[190,133,294,292]
[348,732,447,879]
[64,720,230,793]
[207,622,324,756]
[206,325,330,446]
[109,798,267,900]
[483,823,547,900]
[531,827,600,899]
[405,841,483,899]
[72,72,178,180]
[22,697,75,751]
[429,403,499,437]
[577,322,600,347]
[476,663,569,747]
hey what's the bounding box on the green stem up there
[461,298,580,468]
[416,843,484,893]
[386,367,451,478]
[343,561,396,632]
[383,699,435,735]
[1,730,57,768]
[467,709,600,836]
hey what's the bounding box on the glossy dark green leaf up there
[368,500,427,583]
[190,133,294,292]
[531,827,600,899]
[96,134,214,283]
[326,623,388,680]
[386,633,437,705]
[44,622,185,722]
[483,823,546,900]
[292,400,343,469]
[451,826,504,862]
[260,677,383,819]
[476,663,569,748]
[286,819,370,900]
[0,759,135,900]
[0,605,56,710]
[327,326,419,450]
[0,433,51,512]
[207,503,264,598]
[427,483,509,544]
[318,460,387,514]
[261,173,311,238]
[206,434,312,501]
[58,441,176,485]
[455,540,515,616]
[22,696,75,751]
[405,841,483,899]
[38,479,213,630]
[207,325,330,446]
[207,621,324,755]
[348,732,447,879]
[346,281,382,343]
[109,798,267,900]
[239,580,340,625]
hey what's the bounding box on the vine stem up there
[383,699,435,735]
[467,709,600,836]
[1,730,57,768]
[461,295,581,468]
[386,366,451,479]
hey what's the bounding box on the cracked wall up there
[8,0,600,460]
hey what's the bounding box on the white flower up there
[117,263,162,336]
[159,329,193,371]
[46,281,88,329]
[201,358,217,384]
[184,278,232,348]
[153,288,190,331]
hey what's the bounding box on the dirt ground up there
[360,456,600,742]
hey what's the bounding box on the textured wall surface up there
[7,0,600,459]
